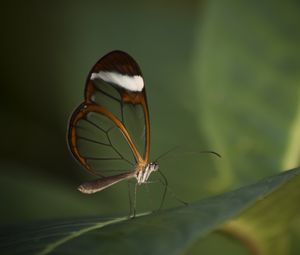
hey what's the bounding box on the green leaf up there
[220,170,300,255]
[2,167,300,255]
[188,167,300,255]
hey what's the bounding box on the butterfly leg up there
[127,180,138,219]
[144,183,154,211]
[132,181,138,218]
[157,171,168,211]
[157,170,189,209]
[127,181,133,218]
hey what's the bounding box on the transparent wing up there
[67,51,150,177]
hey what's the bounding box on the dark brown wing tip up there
[92,50,143,77]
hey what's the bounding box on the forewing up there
[67,51,150,177]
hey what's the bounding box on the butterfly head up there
[149,161,159,172]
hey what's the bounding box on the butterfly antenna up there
[197,150,221,158]
[154,147,221,162]
[154,146,180,162]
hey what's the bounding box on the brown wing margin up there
[67,51,151,176]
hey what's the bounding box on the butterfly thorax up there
[135,162,159,185]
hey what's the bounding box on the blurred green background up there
[1,0,300,254]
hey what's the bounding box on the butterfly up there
[67,50,160,198]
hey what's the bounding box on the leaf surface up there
[1,167,299,255]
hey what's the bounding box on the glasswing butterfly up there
[67,50,220,216]
[67,50,160,206]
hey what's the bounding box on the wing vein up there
[83,118,107,133]
[76,136,110,146]
[94,86,121,103]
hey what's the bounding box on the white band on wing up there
[91,71,144,92]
